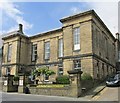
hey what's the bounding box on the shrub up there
[56,75,70,84]
[81,73,93,81]
[13,75,19,81]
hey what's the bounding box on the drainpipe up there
[19,37,21,64]
[18,24,23,74]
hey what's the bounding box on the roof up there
[60,10,93,23]
[60,10,115,41]
[2,10,115,41]
[2,30,28,40]
[29,27,62,39]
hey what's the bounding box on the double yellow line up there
[91,87,108,101]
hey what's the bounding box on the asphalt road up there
[1,86,119,102]
[1,92,89,101]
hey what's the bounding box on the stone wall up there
[28,84,80,97]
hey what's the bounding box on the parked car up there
[106,74,120,87]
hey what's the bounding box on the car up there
[106,74,120,87]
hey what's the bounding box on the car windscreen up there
[114,74,120,80]
[108,77,116,81]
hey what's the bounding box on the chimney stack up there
[19,24,23,33]
[116,33,120,41]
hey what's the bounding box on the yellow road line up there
[91,87,108,101]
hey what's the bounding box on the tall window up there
[105,37,108,58]
[32,44,37,61]
[7,44,12,62]
[73,27,80,50]
[6,67,10,75]
[107,65,109,75]
[96,61,99,79]
[102,63,104,77]
[44,42,50,60]
[74,60,81,70]
[58,39,63,57]
[58,64,63,76]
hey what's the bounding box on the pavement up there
[91,87,119,101]
[81,81,106,100]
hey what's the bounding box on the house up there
[1,10,116,82]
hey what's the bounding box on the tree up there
[32,66,55,82]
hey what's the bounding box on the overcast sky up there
[0,0,119,47]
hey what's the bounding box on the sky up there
[0,0,119,47]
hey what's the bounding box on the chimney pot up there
[19,24,23,33]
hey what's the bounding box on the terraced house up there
[1,10,116,82]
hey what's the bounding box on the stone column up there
[18,75,25,93]
[68,70,83,97]
[3,75,14,92]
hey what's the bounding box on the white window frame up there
[73,27,80,51]
[32,44,37,61]
[45,42,50,60]
[58,39,63,57]
[6,67,10,75]
[58,65,63,76]
[74,60,81,70]
[7,44,12,62]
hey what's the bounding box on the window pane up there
[73,27,80,50]
[58,65,63,76]
[74,60,81,70]
[7,44,12,61]
[45,42,50,60]
[32,44,37,61]
[58,39,63,57]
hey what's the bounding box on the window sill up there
[31,60,37,62]
[7,60,11,62]
[73,49,80,52]
[58,57,63,59]
[44,59,50,61]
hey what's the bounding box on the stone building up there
[115,33,120,72]
[1,10,116,82]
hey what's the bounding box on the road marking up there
[91,87,108,101]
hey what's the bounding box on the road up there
[0,82,119,102]
[91,87,119,101]
[1,92,89,101]
[1,87,119,102]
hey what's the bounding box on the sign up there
[19,80,23,86]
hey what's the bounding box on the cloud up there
[89,2,118,36]
[70,7,82,14]
[70,2,118,36]
[0,0,33,35]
